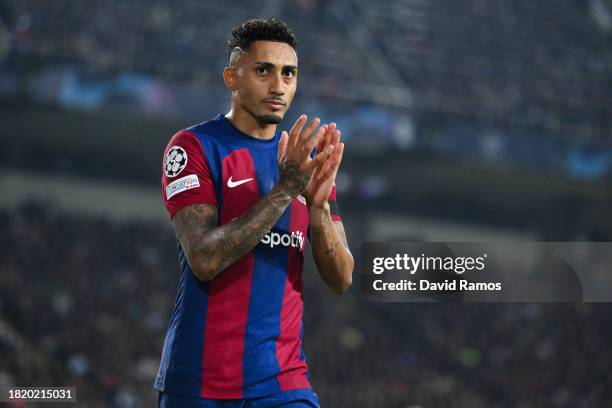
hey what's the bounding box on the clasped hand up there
[277,115,345,209]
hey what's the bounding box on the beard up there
[257,113,283,124]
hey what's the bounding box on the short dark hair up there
[227,17,297,59]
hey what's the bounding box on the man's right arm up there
[172,115,333,282]
[172,186,293,282]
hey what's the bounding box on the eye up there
[256,66,268,75]
[282,69,295,78]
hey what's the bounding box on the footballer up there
[155,17,354,408]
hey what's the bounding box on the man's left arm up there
[310,204,354,294]
[304,123,354,294]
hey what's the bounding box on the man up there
[155,17,354,408]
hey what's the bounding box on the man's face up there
[232,41,298,125]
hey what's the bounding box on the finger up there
[326,123,336,148]
[330,142,345,176]
[335,142,345,164]
[305,123,325,154]
[316,136,324,155]
[317,157,334,180]
[319,124,328,147]
[332,129,341,148]
[298,117,321,148]
[307,144,334,172]
[289,114,307,147]
[321,152,341,181]
[314,127,338,178]
[316,123,333,155]
[277,131,288,162]
[316,124,328,154]
[319,142,344,181]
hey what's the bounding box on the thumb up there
[277,131,288,162]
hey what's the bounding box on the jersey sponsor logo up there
[227,176,254,188]
[166,174,200,199]
[164,146,188,177]
[261,230,305,250]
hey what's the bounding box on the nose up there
[269,72,285,96]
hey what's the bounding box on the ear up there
[223,67,237,91]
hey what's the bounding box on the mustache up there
[262,97,286,105]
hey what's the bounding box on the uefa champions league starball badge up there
[165,146,188,177]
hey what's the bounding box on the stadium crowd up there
[357,0,612,144]
[1,202,611,407]
[2,0,611,146]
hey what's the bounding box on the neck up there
[225,104,277,140]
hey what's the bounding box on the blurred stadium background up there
[1,0,612,406]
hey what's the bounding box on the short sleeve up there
[161,130,217,219]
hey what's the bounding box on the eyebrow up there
[254,61,298,71]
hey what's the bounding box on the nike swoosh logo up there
[227,176,254,188]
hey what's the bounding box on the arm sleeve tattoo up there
[172,186,293,281]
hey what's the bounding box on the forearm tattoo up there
[310,212,340,258]
[310,211,352,291]
[173,187,293,280]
